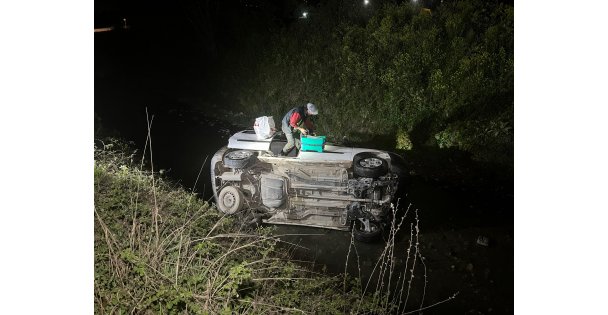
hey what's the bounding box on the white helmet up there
[307,103,318,115]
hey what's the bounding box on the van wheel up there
[354,153,388,178]
[217,186,244,214]
[223,150,255,169]
[353,218,382,242]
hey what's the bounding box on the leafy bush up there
[212,0,513,165]
[435,107,513,163]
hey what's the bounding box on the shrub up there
[211,0,513,165]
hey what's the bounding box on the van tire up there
[353,153,388,178]
[223,150,255,169]
[217,186,244,214]
[353,218,382,242]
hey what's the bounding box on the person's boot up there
[280,147,294,157]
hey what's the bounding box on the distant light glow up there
[302,12,308,18]
[364,0,370,5]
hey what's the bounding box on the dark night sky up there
[94,0,303,35]
[93,0,333,120]
[93,0,512,67]
[94,1,297,71]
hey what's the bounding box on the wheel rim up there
[222,191,236,208]
[356,218,378,234]
[360,157,383,169]
[227,150,252,160]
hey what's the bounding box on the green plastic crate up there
[301,135,326,152]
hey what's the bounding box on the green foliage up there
[435,106,513,164]
[221,262,254,299]
[212,0,513,165]
[396,127,413,150]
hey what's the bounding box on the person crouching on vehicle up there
[280,102,319,156]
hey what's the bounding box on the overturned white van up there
[210,130,405,242]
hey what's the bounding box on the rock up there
[476,235,490,246]
[466,263,474,272]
